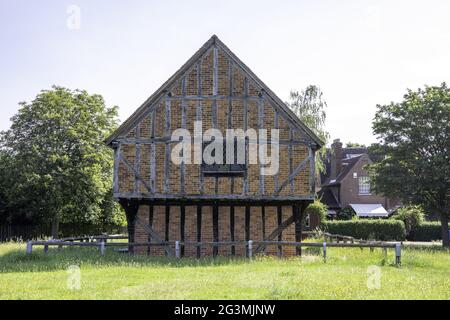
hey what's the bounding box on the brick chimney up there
[330,139,343,180]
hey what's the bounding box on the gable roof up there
[322,154,364,186]
[105,35,324,148]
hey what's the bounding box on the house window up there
[358,176,371,195]
[202,139,246,176]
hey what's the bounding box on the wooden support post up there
[196,205,202,259]
[26,241,32,254]
[395,243,401,266]
[230,206,235,256]
[248,240,253,259]
[323,242,327,263]
[277,206,282,257]
[175,241,181,259]
[119,199,139,255]
[180,205,185,257]
[213,205,219,258]
[294,204,304,256]
[245,206,250,257]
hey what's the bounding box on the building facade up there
[106,36,323,257]
[319,139,400,218]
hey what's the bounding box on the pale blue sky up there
[1,0,449,145]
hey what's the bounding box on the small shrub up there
[336,207,355,220]
[391,206,425,236]
[323,220,406,241]
[409,222,442,241]
[305,200,327,226]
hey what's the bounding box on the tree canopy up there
[287,85,330,174]
[368,83,449,247]
[0,86,123,237]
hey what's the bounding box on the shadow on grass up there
[0,246,258,274]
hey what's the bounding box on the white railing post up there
[26,241,33,254]
[395,243,401,266]
[100,241,105,256]
[248,240,253,258]
[175,241,181,259]
[323,242,327,263]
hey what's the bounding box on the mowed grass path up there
[0,243,448,300]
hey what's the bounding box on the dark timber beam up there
[230,206,235,256]
[275,157,310,196]
[119,155,152,193]
[180,205,186,257]
[113,142,120,194]
[245,205,250,257]
[119,199,139,254]
[196,205,202,259]
[255,210,296,254]
[180,76,187,195]
[164,95,171,194]
[213,205,219,257]
[196,62,204,194]
[258,92,265,195]
[150,109,156,193]
[135,124,141,194]
[148,205,154,255]
[243,77,249,195]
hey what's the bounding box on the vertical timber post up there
[323,242,327,263]
[248,240,253,259]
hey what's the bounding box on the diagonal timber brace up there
[275,157,310,195]
[120,154,153,193]
[255,215,295,254]
[135,216,175,256]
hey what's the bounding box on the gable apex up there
[106,35,324,147]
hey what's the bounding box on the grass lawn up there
[0,242,448,300]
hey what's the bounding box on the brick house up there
[106,35,323,257]
[318,139,400,219]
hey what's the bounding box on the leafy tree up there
[368,83,449,247]
[346,142,366,148]
[287,85,330,174]
[305,200,327,226]
[0,86,122,238]
[391,206,425,236]
[337,206,356,220]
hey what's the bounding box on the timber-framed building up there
[106,35,324,256]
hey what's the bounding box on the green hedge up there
[408,222,442,241]
[323,220,406,241]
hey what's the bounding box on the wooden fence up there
[0,225,49,242]
[25,236,402,265]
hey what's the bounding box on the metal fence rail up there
[26,237,402,265]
